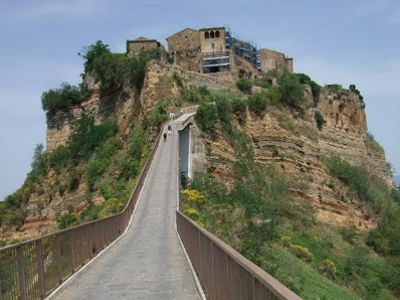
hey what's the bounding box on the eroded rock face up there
[2,61,236,242]
[200,87,392,231]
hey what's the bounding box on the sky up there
[0,0,399,201]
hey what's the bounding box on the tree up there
[278,72,306,109]
[30,144,46,178]
[195,103,218,133]
[41,83,84,117]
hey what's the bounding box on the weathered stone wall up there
[174,48,202,73]
[127,39,160,56]
[167,28,200,53]
[259,48,293,73]
[199,27,226,53]
[231,53,259,80]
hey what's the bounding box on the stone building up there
[259,49,293,73]
[166,28,200,52]
[127,37,163,57]
[166,26,293,77]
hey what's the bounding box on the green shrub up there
[57,214,77,229]
[281,236,292,248]
[198,86,211,97]
[290,244,313,262]
[147,98,170,127]
[127,128,146,161]
[231,97,246,113]
[79,204,102,221]
[81,40,160,95]
[266,85,282,105]
[195,103,218,133]
[314,111,325,130]
[277,72,306,109]
[30,144,47,179]
[215,96,232,123]
[326,84,349,95]
[340,227,358,244]
[118,156,140,180]
[319,258,337,279]
[296,73,321,98]
[49,146,71,170]
[236,78,252,93]
[253,79,271,89]
[323,156,400,256]
[41,83,85,118]
[172,71,183,87]
[349,84,364,101]
[68,115,118,160]
[247,92,267,116]
[184,207,199,219]
[99,198,125,218]
[86,159,108,191]
[180,85,212,104]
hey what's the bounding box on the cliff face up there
[202,87,391,231]
[1,61,235,242]
[3,58,392,241]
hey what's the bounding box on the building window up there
[210,31,215,38]
[215,30,220,38]
[205,31,209,39]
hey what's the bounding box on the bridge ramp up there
[55,117,200,300]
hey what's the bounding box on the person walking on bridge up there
[168,124,172,136]
[163,131,167,141]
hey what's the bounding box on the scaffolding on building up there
[201,26,261,73]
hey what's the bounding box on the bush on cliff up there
[195,103,218,133]
[41,83,85,118]
[81,40,160,95]
[236,78,252,93]
[322,156,400,256]
[247,92,268,116]
[314,111,325,130]
[277,72,306,109]
[296,73,321,99]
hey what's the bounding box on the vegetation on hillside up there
[41,40,161,120]
[187,87,400,298]
[81,40,160,95]
[1,40,166,244]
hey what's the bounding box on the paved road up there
[55,115,201,300]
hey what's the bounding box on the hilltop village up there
[127,26,293,78]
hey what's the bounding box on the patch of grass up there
[326,84,350,95]
[259,244,359,299]
[247,92,267,116]
[236,78,252,93]
[253,79,271,89]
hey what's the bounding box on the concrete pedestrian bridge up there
[0,113,300,300]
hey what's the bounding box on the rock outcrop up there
[200,86,392,231]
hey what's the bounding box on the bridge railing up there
[0,114,178,300]
[176,211,302,300]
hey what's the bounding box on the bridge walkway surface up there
[54,114,201,300]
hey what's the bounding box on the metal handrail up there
[0,118,172,300]
[176,211,302,300]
